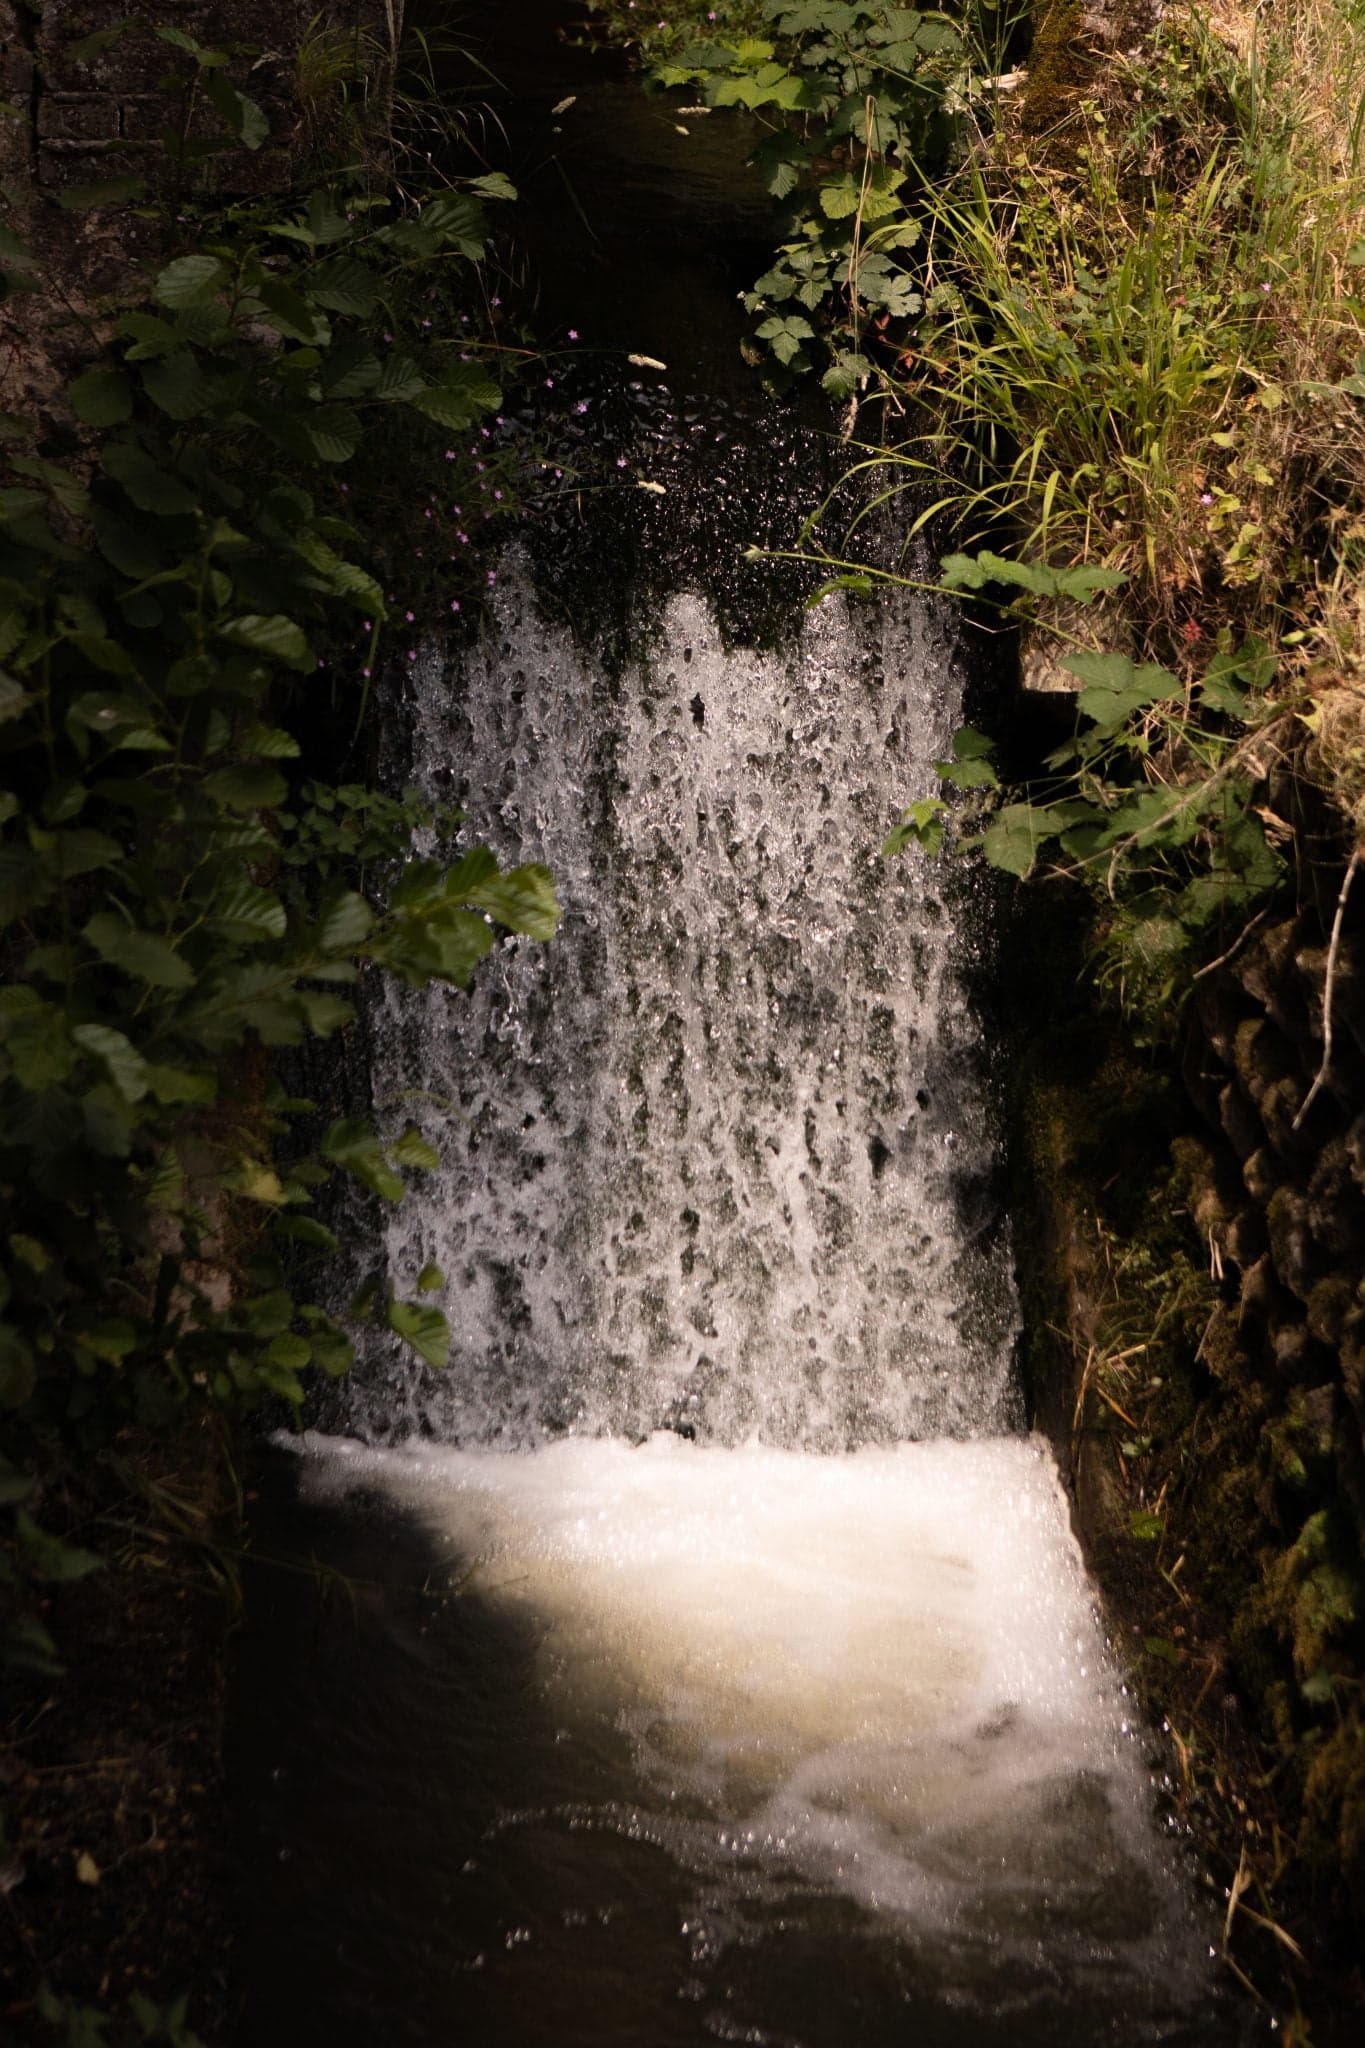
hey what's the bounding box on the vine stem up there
[1294,845,1362,1132]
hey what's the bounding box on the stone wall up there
[1175,876,1365,1928]
[2,3,399,189]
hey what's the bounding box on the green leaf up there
[104,442,197,516]
[1064,653,1180,733]
[203,763,289,810]
[319,890,372,952]
[267,1332,312,1371]
[392,1125,440,1171]
[1129,1509,1164,1541]
[458,862,560,941]
[155,254,227,309]
[882,798,945,858]
[75,1316,139,1362]
[299,406,362,463]
[16,1510,103,1581]
[140,350,217,420]
[306,259,381,316]
[296,991,353,1036]
[467,171,517,202]
[939,551,1128,603]
[982,803,1047,878]
[71,1023,149,1102]
[240,723,301,759]
[321,1117,405,1202]
[204,71,269,150]
[215,614,312,671]
[417,1262,445,1292]
[210,881,287,941]
[276,1215,340,1253]
[69,368,133,426]
[387,1297,450,1370]
[83,911,194,988]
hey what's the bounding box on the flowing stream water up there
[231,18,1258,2042]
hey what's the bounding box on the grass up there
[882,2,1365,687]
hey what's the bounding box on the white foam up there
[300,1429,1200,1981]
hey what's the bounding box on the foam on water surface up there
[298,1430,1221,2037]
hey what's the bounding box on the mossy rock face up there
[1020,0,1159,144]
[1304,1717,1365,1920]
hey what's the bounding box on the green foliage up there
[589,1,982,382]
[0,87,553,1496]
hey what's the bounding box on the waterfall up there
[269,417,1240,2046]
[349,555,1020,1449]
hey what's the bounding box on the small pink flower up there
[445,449,456,460]
[486,570,497,585]
[405,610,415,622]
[568,329,579,340]
[450,599,461,612]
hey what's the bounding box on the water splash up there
[295,1430,1226,2044]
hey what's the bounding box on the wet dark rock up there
[1266,1187,1322,1304]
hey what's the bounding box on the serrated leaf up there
[210,881,287,941]
[458,862,560,941]
[69,368,133,426]
[387,1297,450,1369]
[140,350,217,420]
[392,1125,439,1170]
[83,911,194,988]
[155,253,226,309]
[215,613,311,670]
[202,763,289,810]
[71,1023,149,1102]
[300,405,362,463]
[307,258,381,316]
[318,890,372,952]
[276,1215,340,1253]
[982,803,1046,878]
[321,1117,405,1202]
[104,442,197,516]
[467,171,517,201]
[296,991,353,1035]
[240,723,301,759]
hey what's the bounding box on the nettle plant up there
[877,552,1291,1014]
[608,2,972,395]
[0,97,557,1493]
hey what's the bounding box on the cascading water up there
[353,553,1019,1450]
[232,41,1257,2007]
[254,476,1252,2041]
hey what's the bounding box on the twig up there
[1192,906,1270,981]
[1293,845,1361,1130]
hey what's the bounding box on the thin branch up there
[1192,906,1271,981]
[1294,845,1362,1131]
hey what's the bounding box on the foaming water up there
[291,1430,1228,2044]
[344,565,1018,1449]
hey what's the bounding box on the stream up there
[230,10,1260,2043]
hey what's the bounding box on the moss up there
[1304,1717,1365,1920]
